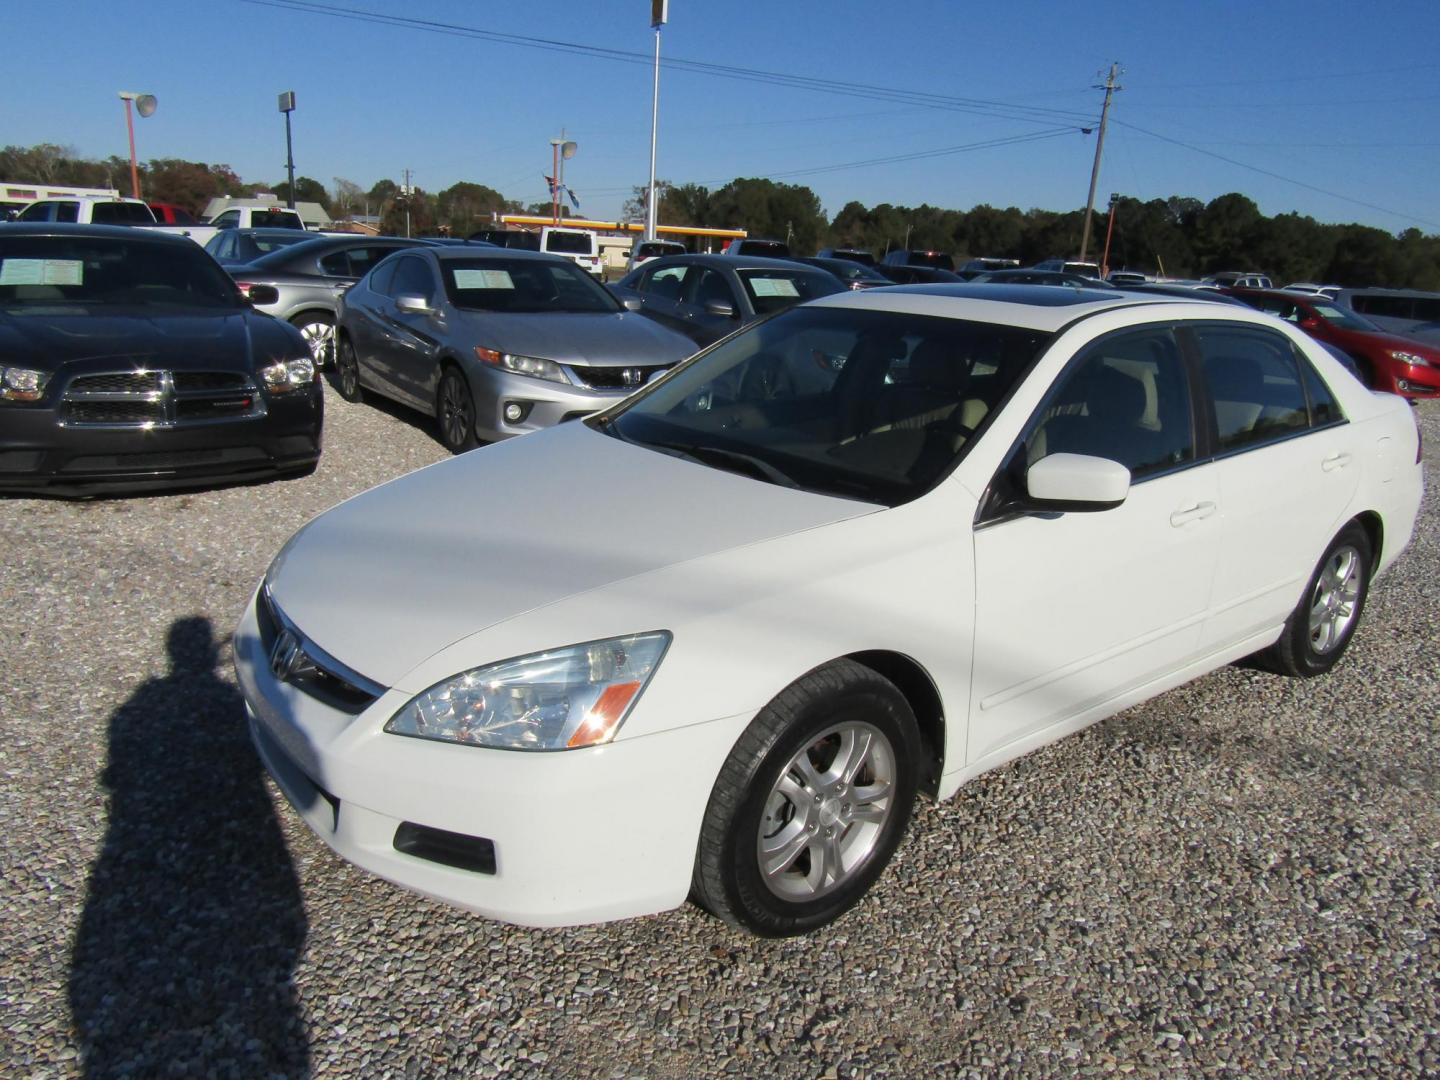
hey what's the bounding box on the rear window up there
[908,251,953,271]
[91,202,157,225]
[544,230,595,255]
[249,209,304,229]
[735,240,790,257]
[737,269,843,314]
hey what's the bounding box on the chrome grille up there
[570,365,664,390]
[257,587,384,714]
[62,369,261,428]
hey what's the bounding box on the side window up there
[319,250,352,276]
[345,247,392,279]
[642,265,689,301]
[388,256,435,302]
[1194,326,1310,452]
[1297,346,1344,427]
[212,210,241,229]
[367,259,398,297]
[55,202,80,224]
[213,233,234,259]
[1026,328,1194,480]
[689,269,735,309]
[17,202,53,222]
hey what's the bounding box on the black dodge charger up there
[0,224,322,494]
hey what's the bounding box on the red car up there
[147,202,201,225]
[1228,288,1440,398]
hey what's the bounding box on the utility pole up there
[1079,62,1122,263]
[645,1,668,241]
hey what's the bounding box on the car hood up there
[446,309,694,367]
[1335,326,1440,358]
[264,421,873,687]
[0,307,296,371]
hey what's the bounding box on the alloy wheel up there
[1308,543,1362,654]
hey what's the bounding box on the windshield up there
[598,306,1050,506]
[441,257,620,314]
[0,235,242,309]
[1311,301,1377,332]
[738,268,845,314]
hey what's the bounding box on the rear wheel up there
[291,312,336,369]
[335,336,365,403]
[692,659,920,936]
[1260,522,1372,677]
[436,366,478,453]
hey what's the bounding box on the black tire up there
[435,366,478,453]
[335,336,365,403]
[1259,522,1372,677]
[291,312,336,369]
[692,659,921,937]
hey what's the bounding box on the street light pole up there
[645,0,668,241]
[117,91,156,200]
[278,92,297,209]
[1079,63,1121,264]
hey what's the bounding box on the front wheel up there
[435,367,478,453]
[692,659,920,936]
[1259,521,1372,677]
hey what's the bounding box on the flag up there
[566,186,581,211]
[543,174,558,197]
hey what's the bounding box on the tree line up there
[5,143,1437,289]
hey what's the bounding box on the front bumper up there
[470,365,658,442]
[233,589,746,928]
[0,387,322,495]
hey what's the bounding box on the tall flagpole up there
[645,1,668,242]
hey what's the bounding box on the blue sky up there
[7,1,1440,233]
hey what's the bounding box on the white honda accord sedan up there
[235,284,1423,937]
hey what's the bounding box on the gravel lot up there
[2,385,1437,1078]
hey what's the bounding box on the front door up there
[969,325,1219,765]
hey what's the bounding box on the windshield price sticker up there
[0,258,84,286]
[750,276,799,298]
[453,268,515,290]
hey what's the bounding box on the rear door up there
[631,262,694,335]
[1187,323,1361,651]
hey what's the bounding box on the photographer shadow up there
[69,616,310,1077]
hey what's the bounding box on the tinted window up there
[92,202,155,224]
[54,203,79,224]
[250,208,303,229]
[212,211,241,229]
[641,264,690,301]
[388,256,435,301]
[1298,347,1344,426]
[544,231,594,255]
[1025,328,1193,480]
[690,269,735,309]
[1194,326,1310,452]
[17,202,54,222]
[367,258,398,297]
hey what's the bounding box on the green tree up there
[436,181,514,237]
[271,176,330,213]
[381,187,435,237]
[145,160,244,214]
[706,178,826,253]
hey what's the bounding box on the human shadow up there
[69,616,310,1077]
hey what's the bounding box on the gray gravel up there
[2,384,1437,1078]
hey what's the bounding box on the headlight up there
[1388,350,1434,369]
[0,366,50,403]
[475,346,570,385]
[260,356,316,393]
[386,632,671,751]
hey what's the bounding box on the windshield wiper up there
[647,440,800,489]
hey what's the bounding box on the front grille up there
[257,587,383,714]
[70,372,163,394]
[569,365,663,390]
[62,368,262,428]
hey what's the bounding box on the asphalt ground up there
[2,386,1436,1078]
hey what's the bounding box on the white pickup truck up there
[7,195,307,248]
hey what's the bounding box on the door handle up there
[1321,451,1352,472]
[1170,501,1217,527]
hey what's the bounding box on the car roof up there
[805,283,1250,332]
[427,246,575,265]
[645,253,835,272]
[0,221,196,246]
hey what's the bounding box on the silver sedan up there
[334,248,697,452]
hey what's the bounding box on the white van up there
[540,227,603,279]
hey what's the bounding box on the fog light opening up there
[503,401,532,424]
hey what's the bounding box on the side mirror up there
[244,284,280,306]
[621,296,643,312]
[396,294,434,315]
[1025,453,1130,512]
[705,299,737,319]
